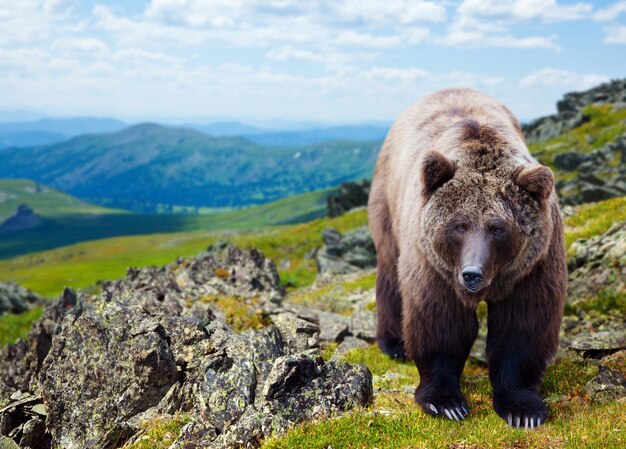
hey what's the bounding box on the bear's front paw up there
[414,384,469,422]
[493,389,548,430]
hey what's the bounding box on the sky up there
[0,0,625,126]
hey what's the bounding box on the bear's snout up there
[461,265,484,292]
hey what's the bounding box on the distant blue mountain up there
[242,125,390,147]
[0,131,68,149]
[189,121,390,147]
[0,117,127,148]
[188,121,267,136]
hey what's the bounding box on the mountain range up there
[0,116,389,149]
[0,123,380,212]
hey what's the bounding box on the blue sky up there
[0,0,625,125]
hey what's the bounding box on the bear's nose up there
[462,266,483,288]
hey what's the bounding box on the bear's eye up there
[491,227,506,239]
[454,224,467,234]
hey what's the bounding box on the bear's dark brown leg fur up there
[375,262,405,358]
[402,259,478,420]
[487,208,566,428]
[369,178,406,359]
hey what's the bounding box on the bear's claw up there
[425,402,469,421]
[506,414,541,430]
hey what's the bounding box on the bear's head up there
[418,148,555,307]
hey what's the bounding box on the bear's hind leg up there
[402,262,478,421]
[375,262,405,358]
[487,257,565,429]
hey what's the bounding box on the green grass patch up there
[287,270,375,315]
[0,187,335,260]
[199,294,270,332]
[0,209,367,298]
[530,104,626,167]
[0,307,44,346]
[263,346,624,449]
[564,196,626,254]
[0,179,120,220]
[122,414,191,449]
[261,400,625,449]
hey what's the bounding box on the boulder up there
[327,180,370,218]
[523,79,626,144]
[568,221,626,308]
[316,227,376,276]
[553,151,589,171]
[0,283,45,315]
[569,330,626,358]
[584,366,626,402]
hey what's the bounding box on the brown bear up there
[368,88,567,429]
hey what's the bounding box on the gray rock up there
[568,221,626,309]
[331,337,370,361]
[579,183,624,203]
[350,309,377,342]
[273,313,320,353]
[327,179,370,218]
[0,245,373,449]
[317,311,350,343]
[523,79,626,144]
[0,282,45,315]
[316,227,376,276]
[584,366,626,402]
[569,330,626,356]
[553,152,589,171]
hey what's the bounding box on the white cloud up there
[593,1,626,21]
[437,0,588,51]
[144,0,447,28]
[0,0,78,44]
[520,68,609,89]
[457,0,592,22]
[51,37,110,57]
[365,66,429,82]
[603,25,626,43]
[335,31,403,48]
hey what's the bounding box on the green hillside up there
[0,179,120,220]
[0,207,369,298]
[0,123,380,212]
[0,186,334,260]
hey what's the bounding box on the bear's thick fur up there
[368,88,567,428]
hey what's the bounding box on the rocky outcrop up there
[567,221,626,307]
[327,180,370,218]
[0,283,45,315]
[316,227,376,276]
[0,246,372,449]
[555,134,626,205]
[523,79,626,144]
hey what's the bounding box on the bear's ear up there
[421,151,455,196]
[515,165,554,201]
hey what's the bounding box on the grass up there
[287,271,376,315]
[261,345,625,449]
[261,401,625,449]
[529,104,626,167]
[0,187,334,259]
[199,294,270,331]
[121,414,191,449]
[563,196,626,254]
[0,307,43,345]
[0,179,120,220]
[0,208,368,298]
